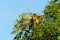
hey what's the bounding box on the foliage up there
[12,0,60,40]
[44,0,60,39]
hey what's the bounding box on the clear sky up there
[0,0,50,40]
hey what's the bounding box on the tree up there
[44,0,60,39]
[12,0,60,40]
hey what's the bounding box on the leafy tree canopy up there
[12,0,60,40]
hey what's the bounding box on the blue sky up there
[0,0,50,40]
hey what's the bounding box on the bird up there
[21,14,41,26]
